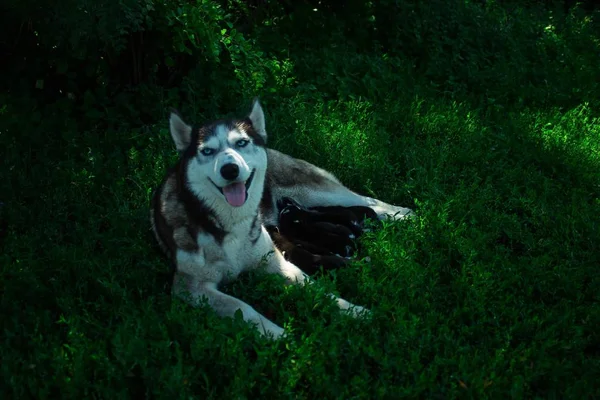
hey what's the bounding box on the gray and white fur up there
[150,99,413,339]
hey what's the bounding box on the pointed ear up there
[248,98,266,142]
[169,110,192,152]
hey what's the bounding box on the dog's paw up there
[261,324,285,340]
[335,297,371,318]
[393,207,415,220]
[345,304,371,319]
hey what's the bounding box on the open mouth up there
[210,169,255,207]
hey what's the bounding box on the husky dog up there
[150,99,413,339]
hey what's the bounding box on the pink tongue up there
[222,182,247,207]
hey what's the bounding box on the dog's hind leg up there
[343,192,414,221]
[173,274,284,339]
[282,186,414,221]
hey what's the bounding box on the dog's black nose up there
[220,163,240,180]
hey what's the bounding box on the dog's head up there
[169,99,268,208]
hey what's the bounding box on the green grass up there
[2,1,600,398]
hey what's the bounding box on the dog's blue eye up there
[200,148,214,156]
[236,139,249,148]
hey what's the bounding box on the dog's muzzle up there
[210,169,256,207]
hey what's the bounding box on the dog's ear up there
[169,109,192,152]
[248,98,267,142]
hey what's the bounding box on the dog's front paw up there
[334,296,371,318]
[344,304,371,319]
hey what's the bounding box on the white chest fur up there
[176,217,268,284]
